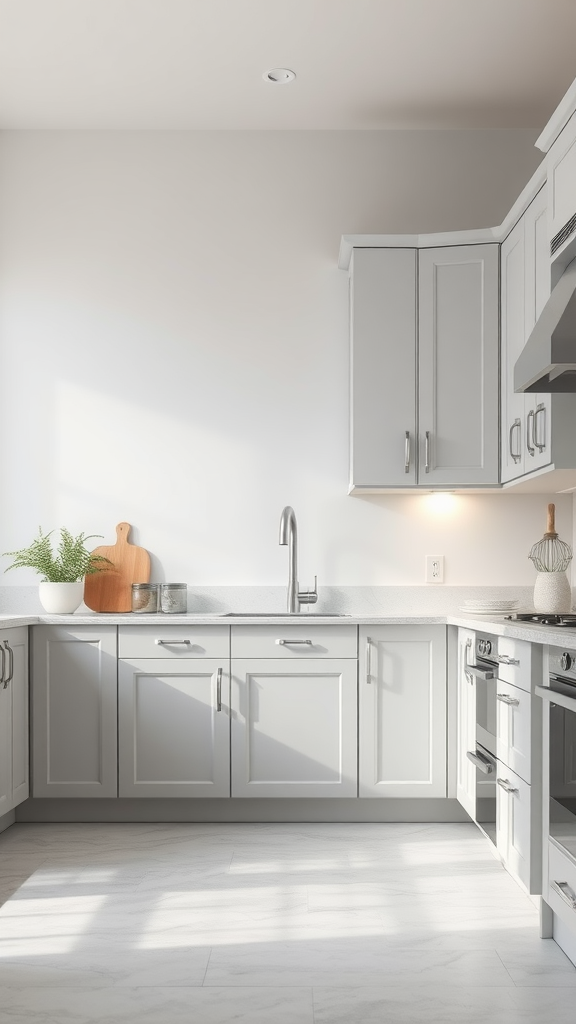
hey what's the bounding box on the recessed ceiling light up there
[264,68,296,85]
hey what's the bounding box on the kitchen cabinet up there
[501,187,563,484]
[231,625,358,797]
[546,113,576,255]
[0,626,28,815]
[495,760,539,894]
[358,625,446,798]
[456,628,479,820]
[348,243,499,490]
[118,625,230,797]
[32,625,118,798]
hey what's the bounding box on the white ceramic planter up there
[38,581,84,614]
[533,571,572,614]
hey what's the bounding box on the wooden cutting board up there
[83,523,151,612]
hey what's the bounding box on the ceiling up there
[0,0,575,130]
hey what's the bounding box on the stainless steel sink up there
[223,612,350,617]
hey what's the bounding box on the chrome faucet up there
[279,506,318,613]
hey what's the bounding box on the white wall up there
[0,128,569,589]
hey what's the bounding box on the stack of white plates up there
[459,599,518,615]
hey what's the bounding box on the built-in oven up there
[537,646,576,863]
[462,633,498,844]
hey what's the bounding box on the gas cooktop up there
[505,613,576,627]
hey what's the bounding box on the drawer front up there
[496,761,534,893]
[118,625,230,659]
[496,637,533,692]
[231,624,358,659]
[496,680,532,784]
[547,840,576,934]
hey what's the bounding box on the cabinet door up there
[501,220,526,482]
[32,626,118,798]
[350,248,417,488]
[456,629,478,819]
[0,665,11,816]
[547,120,576,246]
[418,244,499,485]
[5,627,29,808]
[359,626,446,798]
[118,658,230,797]
[496,762,536,893]
[524,186,552,473]
[231,659,357,797]
[496,681,532,784]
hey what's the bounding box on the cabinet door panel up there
[496,762,534,893]
[524,186,552,473]
[118,659,230,797]
[231,659,357,797]
[456,629,479,819]
[496,681,531,784]
[501,221,526,482]
[7,628,29,807]
[418,244,499,485]
[0,682,11,816]
[350,248,417,488]
[359,626,446,798]
[32,626,118,798]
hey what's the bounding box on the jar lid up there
[161,583,187,590]
[132,583,158,591]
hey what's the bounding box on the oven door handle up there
[466,750,495,774]
[465,664,495,682]
[536,684,576,713]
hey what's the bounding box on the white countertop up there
[2,611,576,647]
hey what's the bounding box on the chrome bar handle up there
[464,664,495,681]
[466,751,494,774]
[497,693,520,706]
[526,409,535,456]
[155,639,192,646]
[0,644,5,689]
[366,636,372,684]
[509,418,521,463]
[497,654,519,666]
[404,431,410,474]
[216,668,222,712]
[424,431,430,473]
[275,639,313,646]
[551,881,576,910]
[497,777,518,794]
[534,403,546,452]
[3,642,13,689]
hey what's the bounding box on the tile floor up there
[0,821,574,1022]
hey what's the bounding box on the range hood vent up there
[514,257,576,393]
[551,211,576,256]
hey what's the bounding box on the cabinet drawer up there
[231,624,358,659]
[547,840,576,934]
[496,760,534,893]
[497,637,534,692]
[496,680,532,784]
[118,625,229,659]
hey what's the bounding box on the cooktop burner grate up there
[505,613,576,626]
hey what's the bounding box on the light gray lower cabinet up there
[0,626,29,814]
[231,658,358,798]
[32,625,118,798]
[359,625,447,798]
[118,658,230,797]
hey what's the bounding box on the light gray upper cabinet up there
[349,243,499,490]
[32,625,118,798]
[418,245,499,486]
[350,248,417,488]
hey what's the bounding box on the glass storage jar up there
[131,583,159,613]
[160,583,187,614]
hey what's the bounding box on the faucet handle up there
[298,575,318,606]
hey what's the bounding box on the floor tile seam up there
[201,946,213,987]
[494,947,520,986]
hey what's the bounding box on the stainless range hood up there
[514,257,576,393]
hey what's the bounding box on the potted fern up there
[3,528,110,613]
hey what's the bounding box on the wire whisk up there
[529,503,573,573]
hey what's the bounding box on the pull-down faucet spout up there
[279,506,318,614]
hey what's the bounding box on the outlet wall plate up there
[425,555,444,584]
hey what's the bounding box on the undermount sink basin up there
[223,612,350,617]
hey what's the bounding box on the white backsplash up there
[0,584,553,616]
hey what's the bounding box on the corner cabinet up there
[31,625,118,798]
[348,243,499,491]
[358,625,447,798]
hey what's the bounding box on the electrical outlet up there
[425,555,444,584]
